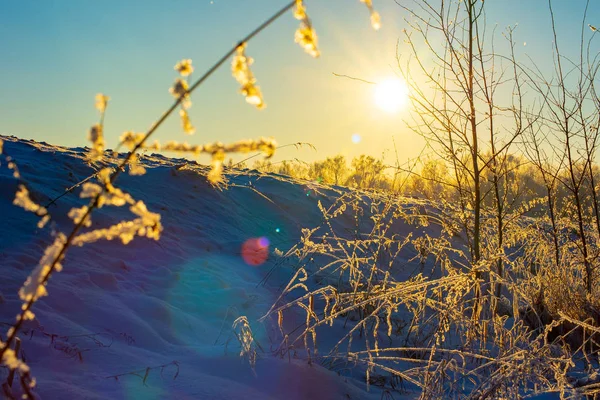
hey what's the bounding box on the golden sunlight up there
[373,78,409,113]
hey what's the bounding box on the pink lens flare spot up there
[241,237,270,266]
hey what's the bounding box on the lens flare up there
[241,237,270,266]
[352,133,361,144]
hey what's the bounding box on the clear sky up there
[1,0,598,165]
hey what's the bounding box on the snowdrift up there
[0,136,399,400]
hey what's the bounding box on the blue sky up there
[1,0,598,165]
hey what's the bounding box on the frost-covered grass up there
[262,187,600,398]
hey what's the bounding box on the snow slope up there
[0,136,394,400]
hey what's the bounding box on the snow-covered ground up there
[0,136,401,399]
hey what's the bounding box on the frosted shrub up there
[264,188,587,397]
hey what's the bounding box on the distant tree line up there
[238,152,600,221]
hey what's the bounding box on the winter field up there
[0,136,390,399]
[3,0,600,399]
[0,129,599,399]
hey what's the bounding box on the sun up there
[374,78,409,113]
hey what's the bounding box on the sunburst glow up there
[374,78,409,113]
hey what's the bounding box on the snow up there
[0,136,390,399]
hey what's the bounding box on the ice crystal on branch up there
[87,124,105,162]
[68,205,92,227]
[1,347,29,375]
[120,131,146,151]
[19,233,67,302]
[81,182,102,199]
[293,1,320,57]
[231,44,265,109]
[169,78,189,101]
[179,109,196,135]
[102,187,135,207]
[370,11,381,30]
[87,93,109,162]
[360,0,381,30]
[171,60,196,134]
[94,93,110,113]
[136,136,276,183]
[204,137,276,183]
[97,167,113,189]
[80,167,134,209]
[13,185,49,228]
[208,148,226,184]
[128,153,147,176]
[73,200,162,246]
[113,131,149,175]
[169,78,192,110]
[174,59,194,77]
[294,0,307,19]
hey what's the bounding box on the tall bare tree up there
[397,0,526,310]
